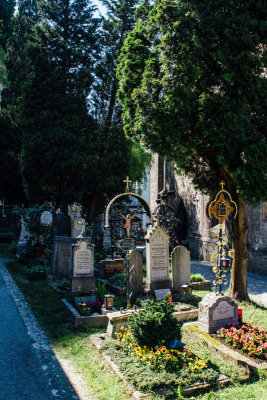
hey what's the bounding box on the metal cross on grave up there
[123,176,132,192]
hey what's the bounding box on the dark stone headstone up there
[98,258,126,279]
[56,211,68,236]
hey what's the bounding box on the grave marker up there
[198,293,238,333]
[71,236,95,293]
[145,224,170,292]
[171,245,191,291]
[129,248,143,302]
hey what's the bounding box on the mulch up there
[209,333,267,365]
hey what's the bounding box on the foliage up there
[108,272,126,287]
[191,273,205,282]
[117,0,267,300]
[26,264,49,281]
[217,324,267,359]
[14,203,55,257]
[96,280,106,303]
[103,330,219,391]
[0,0,16,49]
[128,297,181,347]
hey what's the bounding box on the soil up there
[210,333,267,365]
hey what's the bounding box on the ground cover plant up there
[217,324,267,360]
[101,297,221,394]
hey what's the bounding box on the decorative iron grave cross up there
[104,182,152,311]
[207,181,238,294]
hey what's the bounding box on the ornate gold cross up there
[123,176,132,191]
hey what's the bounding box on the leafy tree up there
[117,0,267,300]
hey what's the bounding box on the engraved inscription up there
[75,250,93,275]
[151,245,167,270]
[212,301,234,321]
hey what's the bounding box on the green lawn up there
[0,244,266,400]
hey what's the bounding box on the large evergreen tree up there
[117,0,267,300]
[19,0,100,206]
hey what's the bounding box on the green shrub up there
[128,297,181,347]
[108,273,126,287]
[26,265,50,281]
[190,273,204,282]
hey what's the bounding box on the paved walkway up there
[191,259,267,307]
[0,259,80,400]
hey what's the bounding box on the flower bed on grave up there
[215,324,267,362]
[100,298,223,396]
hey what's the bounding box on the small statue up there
[120,213,136,238]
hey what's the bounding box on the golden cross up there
[123,176,132,191]
[220,181,225,190]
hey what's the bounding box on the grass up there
[0,243,266,400]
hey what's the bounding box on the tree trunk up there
[228,194,249,301]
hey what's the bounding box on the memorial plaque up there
[41,211,53,226]
[154,288,171,301]
[213,301,234,321]
[98,258,125,278]
[120,238,136,251]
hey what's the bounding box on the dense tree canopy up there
[117,0,267,299]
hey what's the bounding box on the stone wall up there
[149,154,267,276]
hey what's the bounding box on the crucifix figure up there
[123,176,132,192]
[120,213,136,238]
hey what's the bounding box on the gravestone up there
[171,245,191,291]
[71,235,95,293]
[51,236,77,277]
[71,216,85,238]
[145,224,171,292]
[129,248,143,302]
[198,293,238,333]
[56,210,68,236]
[17,217,29,257]
[154,288,171,301]
[40,211,53,226]
[98,258,125,279]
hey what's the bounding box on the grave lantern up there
[104,294,115,310]
[220,254,232,270]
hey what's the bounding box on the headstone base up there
[198,293,238,334]
[71,276,96,294]
[145,279,171,294]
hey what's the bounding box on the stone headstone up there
[51,236,77,277]
[40,211,53,226]
[103,227,111,249]
[56,211,68,236]
[129,249,143,302]
[98,258,125,279]
[198,293,238,333]
[16,217,29,257]
[171,245,191,291]
[71,236,95,293]
[145,224,170,292]
[71,216,85,238]
[154,288,171,301]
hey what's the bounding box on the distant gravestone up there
[98,258,125,279]
[171,245,191,291]
[56,211,68,236]
[40,211,53,226]
[198,293,238,333]
[17,217,29,257]
[71,236,95,293]
[145,224,170,292]
[51,237,77,277]
[129,248,143,302]
[71,216,85,238]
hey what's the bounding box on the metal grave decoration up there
[104,177,152,311]
[207,181,238,294]
[153,201,180,249]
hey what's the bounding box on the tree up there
[91,0,142,125]
[0,0,16,49]
[18,0,100,206]
[117,0,267,300]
